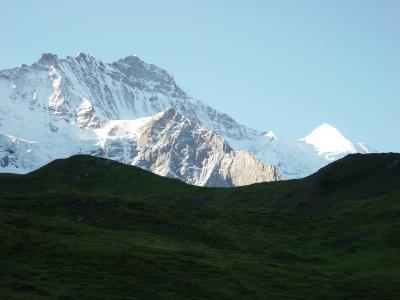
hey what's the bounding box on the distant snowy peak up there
[301,123,356,154]
[300,123,373,160]
[264,131,277,140]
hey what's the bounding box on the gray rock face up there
[91,108,281,187]
[130,109,281,186]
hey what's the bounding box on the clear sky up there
[1,0,399,151]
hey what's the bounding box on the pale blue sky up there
[1,0,399,151]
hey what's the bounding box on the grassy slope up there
[0,154,399,299]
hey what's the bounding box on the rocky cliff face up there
[88,108,281,186]
[0,52,374,184]
[132,109,281,186]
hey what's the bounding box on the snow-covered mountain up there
[300,123,375,161]
[239,123,375,179]
[0,52,374,185]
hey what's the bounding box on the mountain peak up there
[74,52,98,64]
[304,123,344,139]
[264,130,277,140]
[117,54,144,65]
[75,52,91,60]
[75,52,86,58]
[38,53,58,64]
[301,123,357,159]
[312,123,339,133]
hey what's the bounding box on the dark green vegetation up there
[1,154,400,299]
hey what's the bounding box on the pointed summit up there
[75,52,87,59]
[305,123,345,140]
[74,52,98,64]
[264,130,277,140]
[38,53,58,64]
[300,123,358,159]
[117,54,144,65]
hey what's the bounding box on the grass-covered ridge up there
[1,154,399,299]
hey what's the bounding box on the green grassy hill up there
[0,154,399,299]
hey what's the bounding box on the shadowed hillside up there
[0,154,399,299]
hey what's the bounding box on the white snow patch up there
[94,116,153,146]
